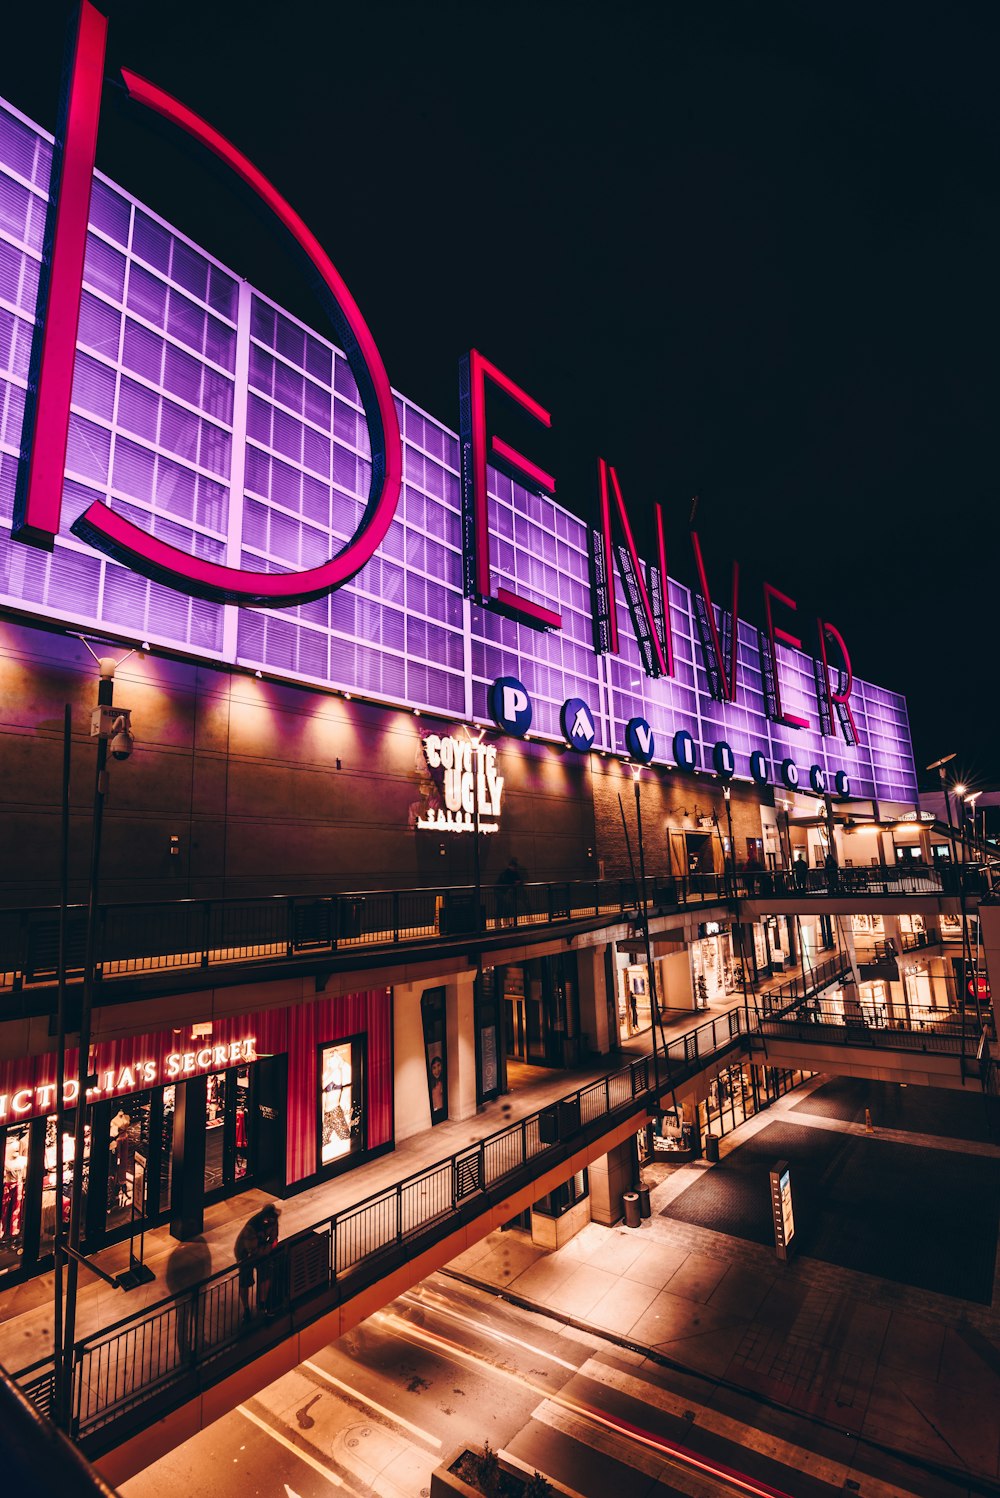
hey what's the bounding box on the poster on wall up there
[421,987,448,1125]
[480,1027,498,1095]
[319,1040,362,1167]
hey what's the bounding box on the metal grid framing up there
[0,96,917,800]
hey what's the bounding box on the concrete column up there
[445,969,478,1122]
[577,945,611,1056]
[588,1137,637,1226]
[392,981,432,1143]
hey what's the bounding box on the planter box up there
[432,1446,577,1498]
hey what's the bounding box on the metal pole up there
[630,775,675,1110]
[723,786,736,895]
[61,667,113,1427]
[53,705,71,1428]
[472,738,482,933]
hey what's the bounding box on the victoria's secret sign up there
[0,1036,256,1125]
[15,2,854,749]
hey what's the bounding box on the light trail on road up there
[374,1304,795,1498]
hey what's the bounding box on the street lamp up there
[629,765,675,1112]
[925,753,958,867]
[56,645,137,1429]
[965,791,982,852]
[722,784,736,895]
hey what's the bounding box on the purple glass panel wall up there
[0,95,917,801]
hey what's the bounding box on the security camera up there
[109,714,134,761]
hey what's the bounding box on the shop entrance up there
[505,997,528,1062]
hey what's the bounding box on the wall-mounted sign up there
[749,751,770,785]
[769,1159,795,1261]
[625,717,655,763]
[419,732,504,834]
[673,730,696,771]
[0,5,916,807]
[561,698,596,752]
[0,1036,257,1123]
[712,741,735,780]
[489,677,532,737]
[780,759,800,789]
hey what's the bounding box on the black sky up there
[5,1,998,791]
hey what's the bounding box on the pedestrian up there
[793,853,808,891]
[824,850,839,893]
[495,857,523,926]
[235,1202,281,1324]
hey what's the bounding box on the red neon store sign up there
[14,3,855,743]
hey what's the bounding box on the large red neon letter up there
[458,349,561,630]
[592,461,669,677]
[14,2,402,607]
[817,618,859,744]
[690,531,738,702]
[763,582,810,728]
[13,1,107,550]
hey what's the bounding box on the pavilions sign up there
[16,1,855,749]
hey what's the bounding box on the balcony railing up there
[0,874,735,992]
[0,860,993,997]
[16,1007,748,1448]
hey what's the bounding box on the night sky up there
[5,2,998,791]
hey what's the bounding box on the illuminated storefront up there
[0,990,391,1281]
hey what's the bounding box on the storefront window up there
[204,1072,227,1193]
[106,1094,150,1233]
[40,1115,90,1258]
[234,1068,251,1181]
[1,1124,31,1274]
[319,1039,364,1169]
[159,1085,175,1213]
[533,1170,588,1218]
[421,987,448,1124]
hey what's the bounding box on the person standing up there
[235,1203,280,1323]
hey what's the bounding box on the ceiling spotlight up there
[344,692,351,700]
[141,640,150,652]
[413,708,420,716]
[254,670,262,679]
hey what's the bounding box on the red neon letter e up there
[459,349,561,630]
[763,582,810,728]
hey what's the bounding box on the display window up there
[318,1037,365,1171]
[39,1115,89,1258]
[106,1092,151,1233]
[1,1123,30,1273]
[420,987,448,1125]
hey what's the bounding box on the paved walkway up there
[448,1076,1000,1484]
[0,998,744,1378]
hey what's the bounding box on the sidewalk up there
[0,997,741,1378]
[448,1076,1000,1484]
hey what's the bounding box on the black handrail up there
[0,861,991,996]
[14,1006,748,1443]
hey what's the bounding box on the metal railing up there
[755,953,851,1017]
[15,1008,749,1446]
[754,998,995,1055]
[0,859,992,997]
[0,874,734,993]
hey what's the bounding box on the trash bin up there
[704,1133,720,1164]
[623,1191,641,1228]
[638,1185,651,1219]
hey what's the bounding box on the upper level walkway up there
[0,861,993,1006]
[10,951,997,1480]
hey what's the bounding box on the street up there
[120,1271,942,1498]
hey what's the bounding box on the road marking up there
[375,1312,793,1498]
[302,1358,442,1449]
[236,1404,343,1486]
[397,1290,580,1371]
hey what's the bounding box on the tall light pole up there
[59,647,135,1429]
[629,766,675,1111]
[926,753,958,868]
[722,784,737,895]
